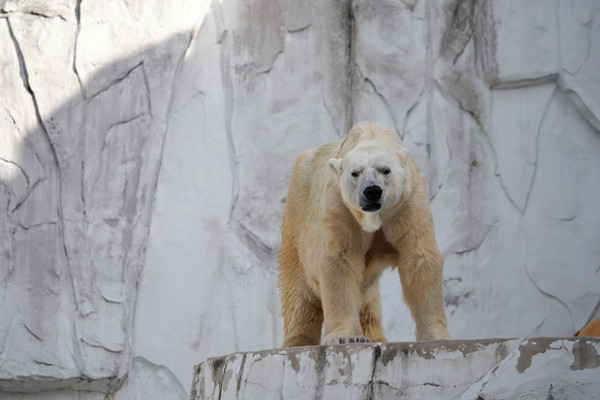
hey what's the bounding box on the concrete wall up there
[1,0,599,398]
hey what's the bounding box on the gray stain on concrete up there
[516,339,551,373]
[193,337,600,399]
[570,339,600,370]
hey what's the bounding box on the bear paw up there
[327,336,370,345]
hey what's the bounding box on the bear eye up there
[381,168,391,175]
[351,171,359,177]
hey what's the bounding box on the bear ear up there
[328,158,342,174]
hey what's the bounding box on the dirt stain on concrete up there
[570,339,600,370]
[516,340,549,373]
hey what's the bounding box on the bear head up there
[328,140,410,232]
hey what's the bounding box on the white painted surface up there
[1,0,599,398]
[192,338,600,400]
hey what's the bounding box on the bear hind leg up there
[281,291,323,347]
[280,264,324,347]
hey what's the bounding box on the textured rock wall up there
[0,0,209,394]
[1,0,599,398]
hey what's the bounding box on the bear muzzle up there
[360,185,383,212]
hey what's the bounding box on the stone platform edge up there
[190,337,600,400]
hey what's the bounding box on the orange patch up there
[575,318,600,337]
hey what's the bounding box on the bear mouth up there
[361,203,381,212]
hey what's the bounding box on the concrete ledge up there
[0,372,121,394]
[190,337,600,400]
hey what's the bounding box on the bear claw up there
[333,337,370,345]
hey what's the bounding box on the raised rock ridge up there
[191,338,600,400]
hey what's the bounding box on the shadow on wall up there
[0,0,331,394]
[0,13,197,391]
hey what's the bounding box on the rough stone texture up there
[191,338,600,400]
[0,0,208,394]
[1,0,599,398]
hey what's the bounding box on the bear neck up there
[361,212,382,232]
[347,206,382,233]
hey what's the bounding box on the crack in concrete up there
[22,322,43,342]
[105,113,147,134]
[0,157,29,187]
[4,18,73,327]
[208,0,239,230]
[0,9,67,21]
[87,61,145,104]
[80,337,124,354]
[458,342,520,398]
[557,0,592,76]
[491,73,560,90]
[235,353,247,395]
[5,17,33,101]
[321,90,344,139]
[559,82,600,133]
[524,257,575,331]
[521,86,557,216]
[285,23,313,34]
[354,62,401,136]
[454,221,493,256]
[402,96,427,141]
[365,345,382,400]
[10,176,44,213]
[440,0,475,65]
[346,0,355,134]
[140,63,153,118]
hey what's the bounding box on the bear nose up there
[363,185,382,201]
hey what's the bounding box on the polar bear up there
[278,122,451,347]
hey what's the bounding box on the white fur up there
[360,212,382,232]
[329,140,405,232]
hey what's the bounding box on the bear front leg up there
[398,254,452,341]
[319,257,369,345]
[384,186,452,341]
[360,282,387,343]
